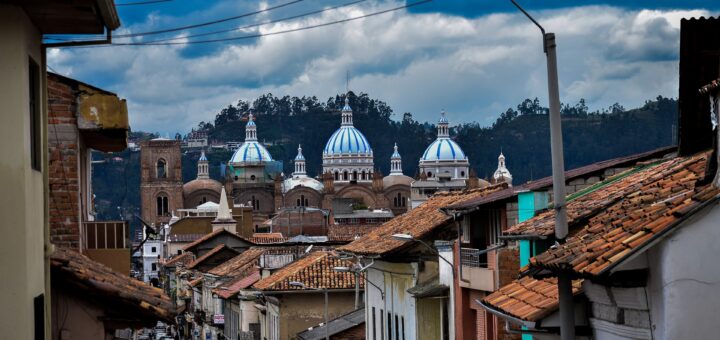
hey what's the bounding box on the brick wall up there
[496,248,521,340]
[48,75,81,249]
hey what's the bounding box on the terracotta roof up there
[213,270,262,299]
[189,277,203,287]
[249,232,288,244]
[339,184,509,255]
[522,152,720,278]
[207,248,265,277]
[51,248,175,323]
[253,251,361,291]
[447,146,676,211]
[163,251,195,267]
[481,277,583,322]
[328,224,378,241]
[182,228,253,252]
[186,244,237,270]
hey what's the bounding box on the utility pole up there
[510,1,574,339]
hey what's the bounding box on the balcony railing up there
[460,247,486,268]
[83,221,129,249]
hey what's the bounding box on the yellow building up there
[0,1,119,339]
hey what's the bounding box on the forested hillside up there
[92,92,677,221]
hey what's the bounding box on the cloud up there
[48,2,713,134]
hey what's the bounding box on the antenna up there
[346,70,349,92]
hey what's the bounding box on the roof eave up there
[476,298,538,330]
[95,0,121,30]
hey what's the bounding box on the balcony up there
[459,247,495,292]
[82,221,131,275]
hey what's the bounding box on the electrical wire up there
[115,0,173,6]
[76,0,433,47]
[139,0,368,44]
[44,0,303,42]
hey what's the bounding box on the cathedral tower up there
[140,138,184,227]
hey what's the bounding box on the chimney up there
[699,78,720,187]
[212,187,237,233]
[678,17,720,156]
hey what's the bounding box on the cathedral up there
[140,95,512,230]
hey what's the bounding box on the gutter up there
[499,234,548,241]
[474,298,540,331]
[43,29,112,48]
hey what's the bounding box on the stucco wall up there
[278,291,356,339]
[51,288,105,340]
[366,261,417,340]
[0,6,48,340]
[646,201,720,340]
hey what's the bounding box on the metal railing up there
[460,247,487,268]
[83,221,129,249]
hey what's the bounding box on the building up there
[339,184,509,340]
[297,308,366,340]
[411,111,488,208]
[0,2,121,338]
[252,251,361,340]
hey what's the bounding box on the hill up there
[91,93,677,223]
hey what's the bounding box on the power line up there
[115,0,173,6]
[45,0,303,41]
[78,0,433,48]
[139,0,368,44]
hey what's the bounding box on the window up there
[387,312,392,340]
[402,316,405,340]
[343,171,348,181]
[461,171,465,177]
[372,307,376,340]
[380,309,384,340]
[29,57,41,171]
[250,174,256,181]
[156,195,169,216]
[151,246,157,253]
[334,171,339,180]
[395,315,399,340]
[362,171,366,180]
[151,263,157,271]
[353,170,358,180]
[177,249,182,255]
[427,171,432,178]
[156,159,167,178]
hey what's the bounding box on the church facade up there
[140,95,512,230]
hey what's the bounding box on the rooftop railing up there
[83,221,129,250]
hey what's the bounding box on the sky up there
[47,0,720,135]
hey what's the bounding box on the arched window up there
[353,171,358,181]
[343,171,348,181]
[305,198,309,207]
[461,171,465,177]
[334,171,339,180]
[361,171,366,180]
[393,197,398,207]
[297,199,301,207]
[156,195,169,216]
[250,174,256,181]
[156,159,167,179]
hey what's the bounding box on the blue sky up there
[47,0,719,134]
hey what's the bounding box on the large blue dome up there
[323,126,372,155]
[421,138,467,161]
[230,141,273,163]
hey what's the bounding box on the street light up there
[289,281,328,340]
[391,233,456,277]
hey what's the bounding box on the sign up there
[213,314,225,325]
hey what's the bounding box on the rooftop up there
[51,248,175,324]
[253,251,360,291]
[213,270,262,299]
[339,184,508,256]
[186,244,238,270]
[481,277,583,323]
[520,152,720,278]
[207,248,265,277]
[297,308,366,340]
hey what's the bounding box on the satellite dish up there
[305,245,314,254]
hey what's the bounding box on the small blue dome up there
[438,111,448,124]
[199,151,208,161]
[295,145,305,161]
[421,138,466,161]
[230,141,273,163]
[323,126,372,155]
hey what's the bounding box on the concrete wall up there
[366,261,417,340]
[645,201,720,340]
[277,291,356,340]
[0,5,49,340]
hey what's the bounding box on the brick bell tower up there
[140,138,184,227]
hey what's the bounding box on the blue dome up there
[323,126,372,155]
[230,141,273,163]
[421,138,467,161]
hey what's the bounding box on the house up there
[0,1,119,337]
[51,248,175,338]
[440,146,676,340]
[182,228,255,258]
[252,251,361,340]
[339,184,509,340]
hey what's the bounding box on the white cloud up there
[48,3,713,134]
